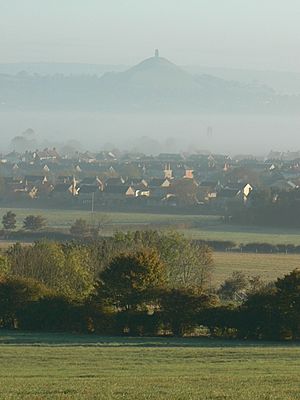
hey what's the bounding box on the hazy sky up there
[1,0,300,71]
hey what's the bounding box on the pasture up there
[1,206,300,245]
[0,331,299,399]
[213,251,300,285]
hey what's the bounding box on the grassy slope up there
[0,332,299,400]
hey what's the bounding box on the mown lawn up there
[0,332,299,399]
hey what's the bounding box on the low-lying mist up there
[1,111,300,156]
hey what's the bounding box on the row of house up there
[1,148,300,209]
[0,170,254,209]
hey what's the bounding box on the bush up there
[0,276,48,329]
[159,289,218,336]
[18,296,89,333]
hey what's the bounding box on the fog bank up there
[1,111,300,156]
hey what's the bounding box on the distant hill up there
[185,66,300,96]
[2,62,300,95]
[0,63,127,76]
[0,55,299,113]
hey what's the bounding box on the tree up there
[0,276,47,328]
[275,269,300,339]
[10,128,37,152]
[160,289,218,336]
[218,271,249,301]
[8,241,95,300]
[2,211,17,230]
[167,242,214,291]
[90,214,111,239]
[70,219,90,238]
[18,295,88,332]
[239,288,278,340]
[170,178,199,206]
[0,255,11,276]
[98,249,166,311]
[111,231,214,291]
[218,271,264,302]
[23,215,47,231]
[62,244,95,299]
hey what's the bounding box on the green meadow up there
[0,331,299,400]
[1,207,300,245]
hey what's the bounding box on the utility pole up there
[91,192,95,226]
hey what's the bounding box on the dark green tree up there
[0,276,47,328]
[275,269,300,339]
[98,249,166,311]
[23,215,47,231]
[70,219,90,238]
[159,289,218,336]
[2,211,17,230]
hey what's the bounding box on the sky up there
[1,0,300,71]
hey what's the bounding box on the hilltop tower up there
[155,49,159,58]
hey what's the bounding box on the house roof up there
[24,175,47,183]
[104,185,130,194]
[218,188,239,198]
[79,185,100,194]
[52,183,72,193]
[105,177,125,186]
[199,181,218,188]
[148,178,170,187]
[80,177,102,185]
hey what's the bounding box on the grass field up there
[213,252,300,285]
[0,207,216,233]
[0,331,299,400]
[2,206,300,245]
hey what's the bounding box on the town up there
[1,146,300,226]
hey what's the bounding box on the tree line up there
[0,230,299,339]
[2,211,47,231]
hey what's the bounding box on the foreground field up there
[0,332,299,400]
[214,252,300,285]
[2,206,300,245]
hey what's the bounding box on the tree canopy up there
[98,248,166,311]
